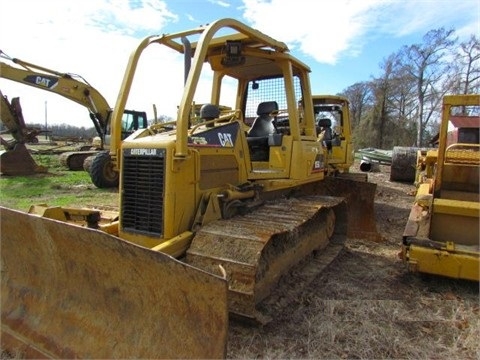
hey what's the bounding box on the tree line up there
[39,123,98,141]
[0,121,98,141]
[342,29,479,149]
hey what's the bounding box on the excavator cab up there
[97,109,148,147]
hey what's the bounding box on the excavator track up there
[59,150,98,170]
[186,195,347,323]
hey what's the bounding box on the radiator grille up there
[121,149,165,236]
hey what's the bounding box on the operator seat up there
[200,103,220,127]
[317,117,333,151]
[248,101,278,137]
[247,101,278,161]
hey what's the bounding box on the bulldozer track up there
[186,195,347,323]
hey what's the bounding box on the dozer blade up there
[0,143,47,176]
[328,176,380,241]
[1,206,228,359]
[307,175,381,241]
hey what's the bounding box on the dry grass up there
[227,165,479,359]
[227,241,479,359]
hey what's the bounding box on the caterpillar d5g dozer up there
[401,94,480,281]
[0,90,47,175]
[1,18,379,358]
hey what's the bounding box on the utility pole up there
[45,100,48,140]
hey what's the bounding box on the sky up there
[0,0,478,128]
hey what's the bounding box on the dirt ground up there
[227,164,480,359]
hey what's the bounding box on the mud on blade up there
[0,206,228,359]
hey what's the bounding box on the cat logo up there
[218,133,233,147]
[36,76,52,87]
[23,75,59,89]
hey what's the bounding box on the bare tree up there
[369,56,395,148]
[452,35,480,94]
[400,28,457,146]
[388,61,418,146]
[341,82,374,149]
[366,51,419,148]
[342,82,370,129]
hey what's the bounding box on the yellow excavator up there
[401,94,479,281]
[1,19,379,358]
[0,50,148,187]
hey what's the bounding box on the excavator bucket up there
[0,206,228,359]
[0,143,47,175]
[0,91,47,176]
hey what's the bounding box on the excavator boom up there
[0,50,110,135]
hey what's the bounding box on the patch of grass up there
[32,153,65,170]
[0,155,118,211]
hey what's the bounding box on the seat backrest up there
[317,117,331,128]
[317,118,332,140]
[200,103,220,128]
[248,101,278,137]
[200,104,220,120]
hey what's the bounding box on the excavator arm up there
[0,50,111,142]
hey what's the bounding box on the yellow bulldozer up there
[401,94,479,281]
[1,19,379,358]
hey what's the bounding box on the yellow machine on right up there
[401,94,479,281]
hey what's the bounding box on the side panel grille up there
[121,148,166,236]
